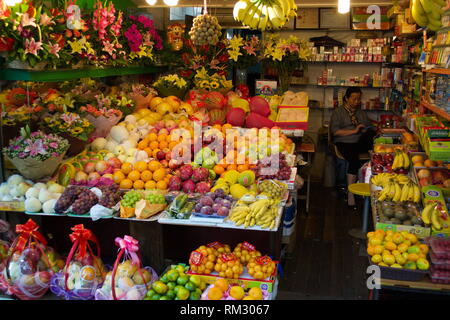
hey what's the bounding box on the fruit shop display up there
[391,150,411,174]
[375,202,424,226]
[202,278,267,300]
[213,253,244,279]
[0,220,64,300]
[144,264,206,300]
[193,189,234,218]
[247,256,277,280]
[411,154,447,169]
[233,0,297,31]
[50,225,107,300]
[24,181,65,214]
[95,236,157,300]
[371,152,395,174]
[233,242,262,266]
[0,174,38,202]
[366,230,430,270]
[228,198,280,229]
[411,0,446,31]
[371,173,421,203]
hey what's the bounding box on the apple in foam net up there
[84,162,96,174]
[88,172,101,181]
[107,157,122,169]
[75,171,88,183]
[95,160,108,173]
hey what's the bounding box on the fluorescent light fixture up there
[163,0,179,6]
[146,0,157,5]
[5,0,21,6]
[338,0,350,14]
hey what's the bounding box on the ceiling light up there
[338,0,350,14]
[163,0,179,6]
[5,0,22,6]
[146,0,157,5]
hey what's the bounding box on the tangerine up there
[120,179,133,189]
[148,160,162,172]
[148,133,158,142]
[137,140,149,150]
[113,171,125,183]
[159,141,169,149]
[213,165,225,175]
[128,170,141,182]
[166,134,173,143]
[156,180,168,190]
[407,253,419,262]
[207,287,223,300]
[237,164,249,172]
[140,170,153,182]
[145,180,157,190]
[149,141,159,150]
[143,147,153,157]
[121,162,133,175]
[135,161,148,173]
[227,164,237,171]
[158,134,168,142]
[213,279,229,292]
[133,180,144,190]
[153,168,166,181]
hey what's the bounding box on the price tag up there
[221,253,237,262]
[207,241,224,250]
[0,201,25,212]
[242,241,255,252]
[189,251,204,266]
[256,256,272,266]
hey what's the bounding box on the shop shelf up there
[423,68,450,75]
[421,99,450,122]
[290,83,389,89]
[0,65,166,82]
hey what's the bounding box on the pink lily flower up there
[39,13,55,27]
[20,13,37,28]
[24,38,43,56]
[48,43,61,58]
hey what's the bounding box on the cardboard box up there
[375,222,431,239]
[186,264,278,293]
[275,107,309,130]
[421,185,450,237]
[255,81,277,96]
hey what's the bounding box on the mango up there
[224,170,240,185]
[230,184,249,200]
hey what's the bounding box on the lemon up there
[229,286,245,300]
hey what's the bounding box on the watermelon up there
[208,109,226,125]
[204,91,226,110]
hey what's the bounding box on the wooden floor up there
[277,183,371,300]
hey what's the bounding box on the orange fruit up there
[140,170,153,182]
[237,164,249,172]
[153,168,166,182]
[213,124,222,131]
[149,141,159,150]
[159,141,169,149]
[424,159,436,167]
[208,287,223,300]
[156,180,167,190]
[145,180,157,190]
[227,164,237,171]
[133,180,144,190]
[135,161,148,173]
[113,171,126,183]
[214,278,229,292]
[121,162,133,175]
[148,160,162,172]
[143,147,153,157]
[137,140,149,150]
[213,165,225,175]
[166,134,173,143]
[367,246,376,256]
[152,149,161,159]
[407,253,420,262]
[128,170,141,182]
[120,179,133,189]
[158,134,167,142]
[147,133,158,142]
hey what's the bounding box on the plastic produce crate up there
[429,251,450,270]
[427,237,450,259]
[369,261,428,282]
[430,267,450,284]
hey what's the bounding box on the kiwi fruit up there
[389,218,401,225]
[395,212,407,221]
[384,209,395,218]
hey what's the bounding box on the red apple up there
[160,160,168,167]
[84,162,96,174]
[168,159,181,170]
[156,151,166,161]
[88,172,101,181]
[432,170,446,184]
[75,171,88,183]
[372,154,384,165]
[95,160,108,173]
[372,164,384,173]
[383,153,394,163]
[107,157,122,169]
[419,177,430,186]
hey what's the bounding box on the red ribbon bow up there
[69,224,97,259]
[15,219,47,252]
[115,235,140,266]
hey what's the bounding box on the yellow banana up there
[407,183,415,202]
[402,152,410,169]
[393,183,402,202]
[400,183,410,202]
[396,151,404,169]
[421,202,435,225]
[413,184,421,203]
[431,208,442,230]
[377,184,390,202]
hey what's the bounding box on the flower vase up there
[278,72,293,95]
[236,69,247,85]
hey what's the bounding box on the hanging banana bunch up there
[233,0,297,31]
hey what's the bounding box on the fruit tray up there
[429,251,450,270]
[25,211,66,217]
[369,260,428,282]
[426,237,450,259]
[430,267,450,284]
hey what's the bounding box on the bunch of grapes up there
[72,189,99,215]
[258,180,286,199]
[55,186,84,214]
[188,14,222,46]
[121,191,142,208]
[145,193,166,205]
[99,185,121,208]
[254,153,291,180]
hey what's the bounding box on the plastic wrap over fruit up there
[95,236,157,300]
[0,219,64,300]
[50,225,107,300]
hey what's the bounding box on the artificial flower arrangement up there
[41,112,94,142]
[3,126,69,180]
[193,67,233,93]
[226,35,261,69]
[262,34,311,93]
[0,2,71,69]
[153,74,189,99]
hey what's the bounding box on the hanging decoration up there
[189,0,222,46]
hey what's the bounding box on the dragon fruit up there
[182,180,196,193]
[168,176,182,191]
[204,91,226,110]
[192,167,209,183]
[195,182,211,194]
[179,164,194,181]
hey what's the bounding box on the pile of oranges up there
[113,160,169,190]
[212,150,257,178]
[137,130,183,158]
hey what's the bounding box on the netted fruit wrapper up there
[0,219,64,300]
[95,235,157,300]
[50,224,107,300]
